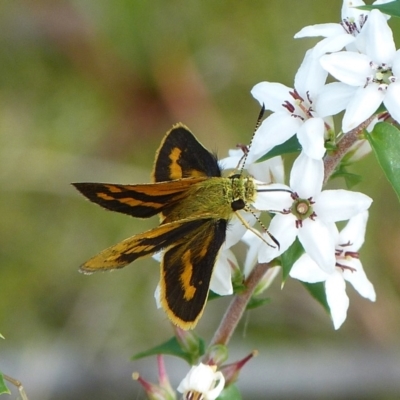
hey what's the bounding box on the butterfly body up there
[73,123,257,329]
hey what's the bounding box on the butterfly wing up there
[153,124,221,182]
[160,218,227,329]
[72,178,205,218]
[79,215,221,273]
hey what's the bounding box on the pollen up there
[296,201,309,215]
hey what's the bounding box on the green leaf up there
[280,238,304,282]
[246,296,271,310]
[218,384,242,400]
[366,122,400,201]
[0,374,10,395]
[358,1,400,17]
[256,135,301,162]
[303,282,330,314]
[132,336,205,364]
[330,165,362,189]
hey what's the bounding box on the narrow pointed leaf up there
[366,122,400,201]
[0,374,10,395]
[246,296,271,310]
[358,1,400,18]
[132,336,205,364]
[303,282,330,313]
[281,238,304,281]
[256,135,301,162]
[330,166,363,188]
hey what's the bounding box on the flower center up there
[341,14,367,36]
[290,194,316,227]
[282,90,314,120]
[368,62,396,90]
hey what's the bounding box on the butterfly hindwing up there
[160,218,227,329]
[153,124,221,182]
[79,216,220,274]
[72,179,206,218]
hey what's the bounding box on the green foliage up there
[132,336,205,365]
[366,122,400,201]
[0,374,10,396]
[218,384,242,400]
[246,296,271,310]
[303,282,330,314]
[330,165,363,189]
[256,135,301,162]
[280,238,304,282]
[358,0,400,17]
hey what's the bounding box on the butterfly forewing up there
[72,179,206,218]
[153,124,221,182]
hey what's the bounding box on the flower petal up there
[290,152,324,198]
[247,112,300,163]
[363,10,396,63]
[342,0,366,20]
[298,219,337,273]
[338,211,369,250]
[210,249,234,295]
[313,34,356,58]
[391,49,400,77]
[248,156,285,184]
[253,182,293,211]
[325,272,349,329]
[258,213,298,262]
[295,49,328,99]
[225,212,256,248]
[290,253,329,283]
[342,259,376,301]
[206,371,225,400]
[384,82,400,126]
[294,23,344,38]
[320,52,372,86]
[315,82,356,117]
[314,189,372,222]
[342,84,384,132]
[241,230,264,277]
[297,117,326,159]
[177,363,225,400]
[219,149,243,170]
[251,82,292,112]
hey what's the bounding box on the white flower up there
[290,211,376,329]
[177,363,225,400]
[319,10,400,132]
[249,50,329,162]
[295,0,391,55]
[257,152,372,273]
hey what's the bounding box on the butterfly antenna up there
[249,208,280,249]
[238,104,265,172]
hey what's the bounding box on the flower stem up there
[207,263,271,348]
[323,115,376,184]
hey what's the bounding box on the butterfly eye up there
[231,199,245,211]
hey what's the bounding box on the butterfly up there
[73,118,279,329]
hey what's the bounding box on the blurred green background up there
[1,1,400,399]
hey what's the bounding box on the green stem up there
[207,263,271,348]
[323,115,376,184]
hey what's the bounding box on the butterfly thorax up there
[228,174,256,210]
[161,175,256,224]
